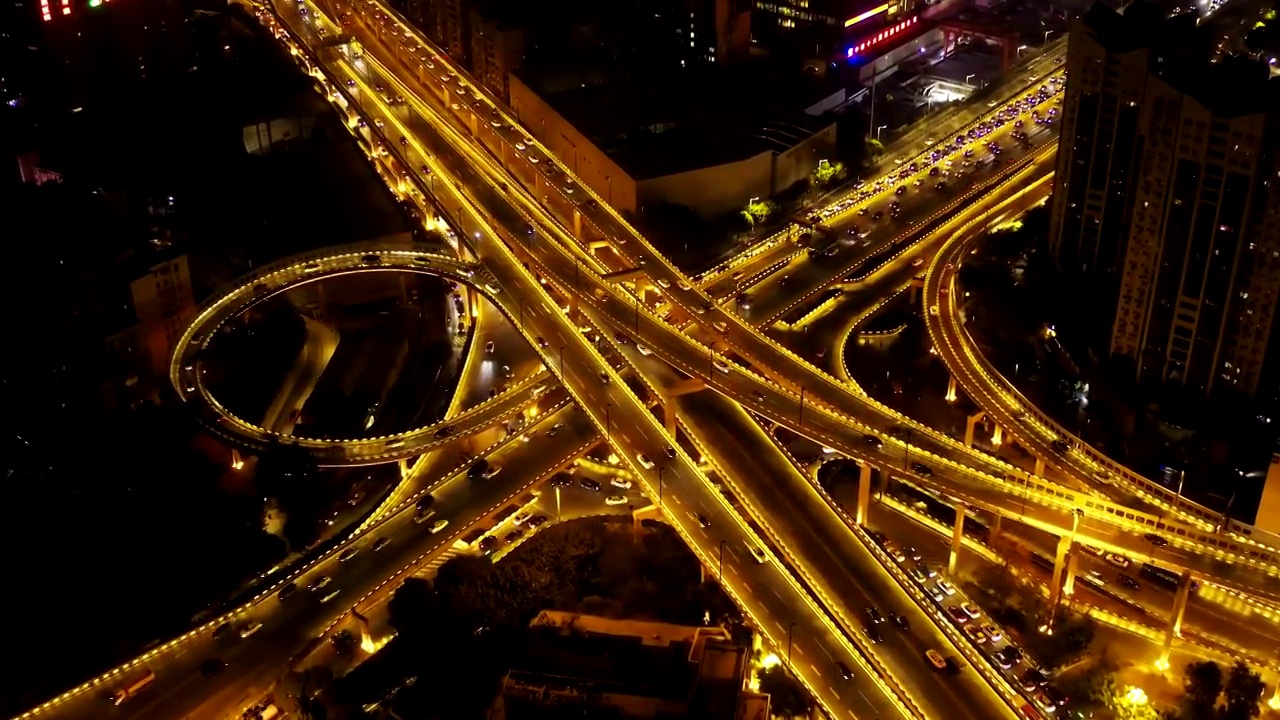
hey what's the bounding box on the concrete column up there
[468,111,478,136]
[945,375,958,403]
[1046,534,1072,610]
[991,425,1003,447]
[988,514,1002,546]
[398,458,411,479]
[573,209,583,239]
[948,505,966,576]
[855,462,873,526]
[663,401,677,435]
[1061,546,1079,598]
[1159,571,1195,665]
[964,411,985,447]
[1034,456,1046,477]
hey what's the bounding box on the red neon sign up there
[849,15,918,55]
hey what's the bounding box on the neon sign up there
[846,15,918,57]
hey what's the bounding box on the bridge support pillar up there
[1034,456,1046,477]
[1047,534,1072,611]
[991,425,1003,447]
[989,514,1002,545]
[1061,546,1079,599]
[398,457,413,479]
[663,401,677,435]
[964,411,986,447]
[945,376,958,403]
[1158,571,1195,667]
[573,209,583,239]
[948,505,966,576]
[855,462,874,527]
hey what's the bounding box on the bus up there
[1139,563,1199,593]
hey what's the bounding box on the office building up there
[753,0,921,61]
[1048,1,1280,400]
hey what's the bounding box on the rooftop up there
[517,62,838,180]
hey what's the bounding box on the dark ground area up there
[0,4,420,712]
[296,516,743,719]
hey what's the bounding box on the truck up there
[110,669,156,705]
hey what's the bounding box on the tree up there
[757,665,812,718]
[387,577,441,635]
[1181,660,1223,720]
[1221,661,1266,720]
[810,160,847,188]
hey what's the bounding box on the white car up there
[605,495,628,506]
[610,477,632,490]
[748,546,769,564]
[657,278,671,288]
[636,453,655,470]
[936,580,957,596]
[512,511,532,526]
[239,622,263,638]
[637,344,653,356]
[429,519,450,534]
[320,589,341,603]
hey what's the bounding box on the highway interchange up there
[19,1,1280,720]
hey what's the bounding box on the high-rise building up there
[752,0,919,61]
[1049,1,1280,400]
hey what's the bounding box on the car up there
[690,512,711,528]
[925,649,948,670]
[636,453,655,469]
[1042,686,1068,708]
[527,515,548,528]
[484,340,495,354]
[1143,533,1169,547]
[946,606,970,624]
[982,623,1002,642]
[1051,439,1070,453]
[993,646,1022,669]
[1118,573,1141,591]
[610,476,633,490]
[836,661,854,680]
[865,607,886,624]
[417,494,436,513]
[339,547,359,562]
[1105,553,1131,568]
[550,472,574,488]
[599,371,611,384]
[890,613,910,631]
[307,576,331,592]
[277,582,297,600]
[478,536,497,554]
[664,445,677,459]
[910,566,930,583]
[579,478,601,492]
[748,545,769,563]
[513,511,533,526]
[373,537,391,552]
[536,336,548,348]
[1018,704,1043,720]
[361,254,382,265]
[320,588,341,603]
[965,624,990,644]
[904,546,922,561]
[504,530,524,544]
[936,579,956,596]
[1020,668,1048,691]
[910,257,925,268]
[863,434,884,450]
[862,622,884,644]
[428,519,450,534]
[434,425,454,439]
[910,462,933,477]
[605,495,628,506]
[960,602,981,620]
[200,658,227,678]
[238,622,263,638]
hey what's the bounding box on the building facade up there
[1049,1,1280,399]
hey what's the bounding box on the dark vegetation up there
[294,517,743,719]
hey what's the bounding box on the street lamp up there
[605,402,612,442]
[718,539,726,580]
[787,621,797,661]
[876,124,888,141]
[798,386,806,428]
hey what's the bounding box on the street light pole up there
[708,342,715,377]
[558,346,565,376]
[787,622,797,661]
[718,539,726,580]
[634,294,640,335]
[798,387,806,428]
[605,403,612,442]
